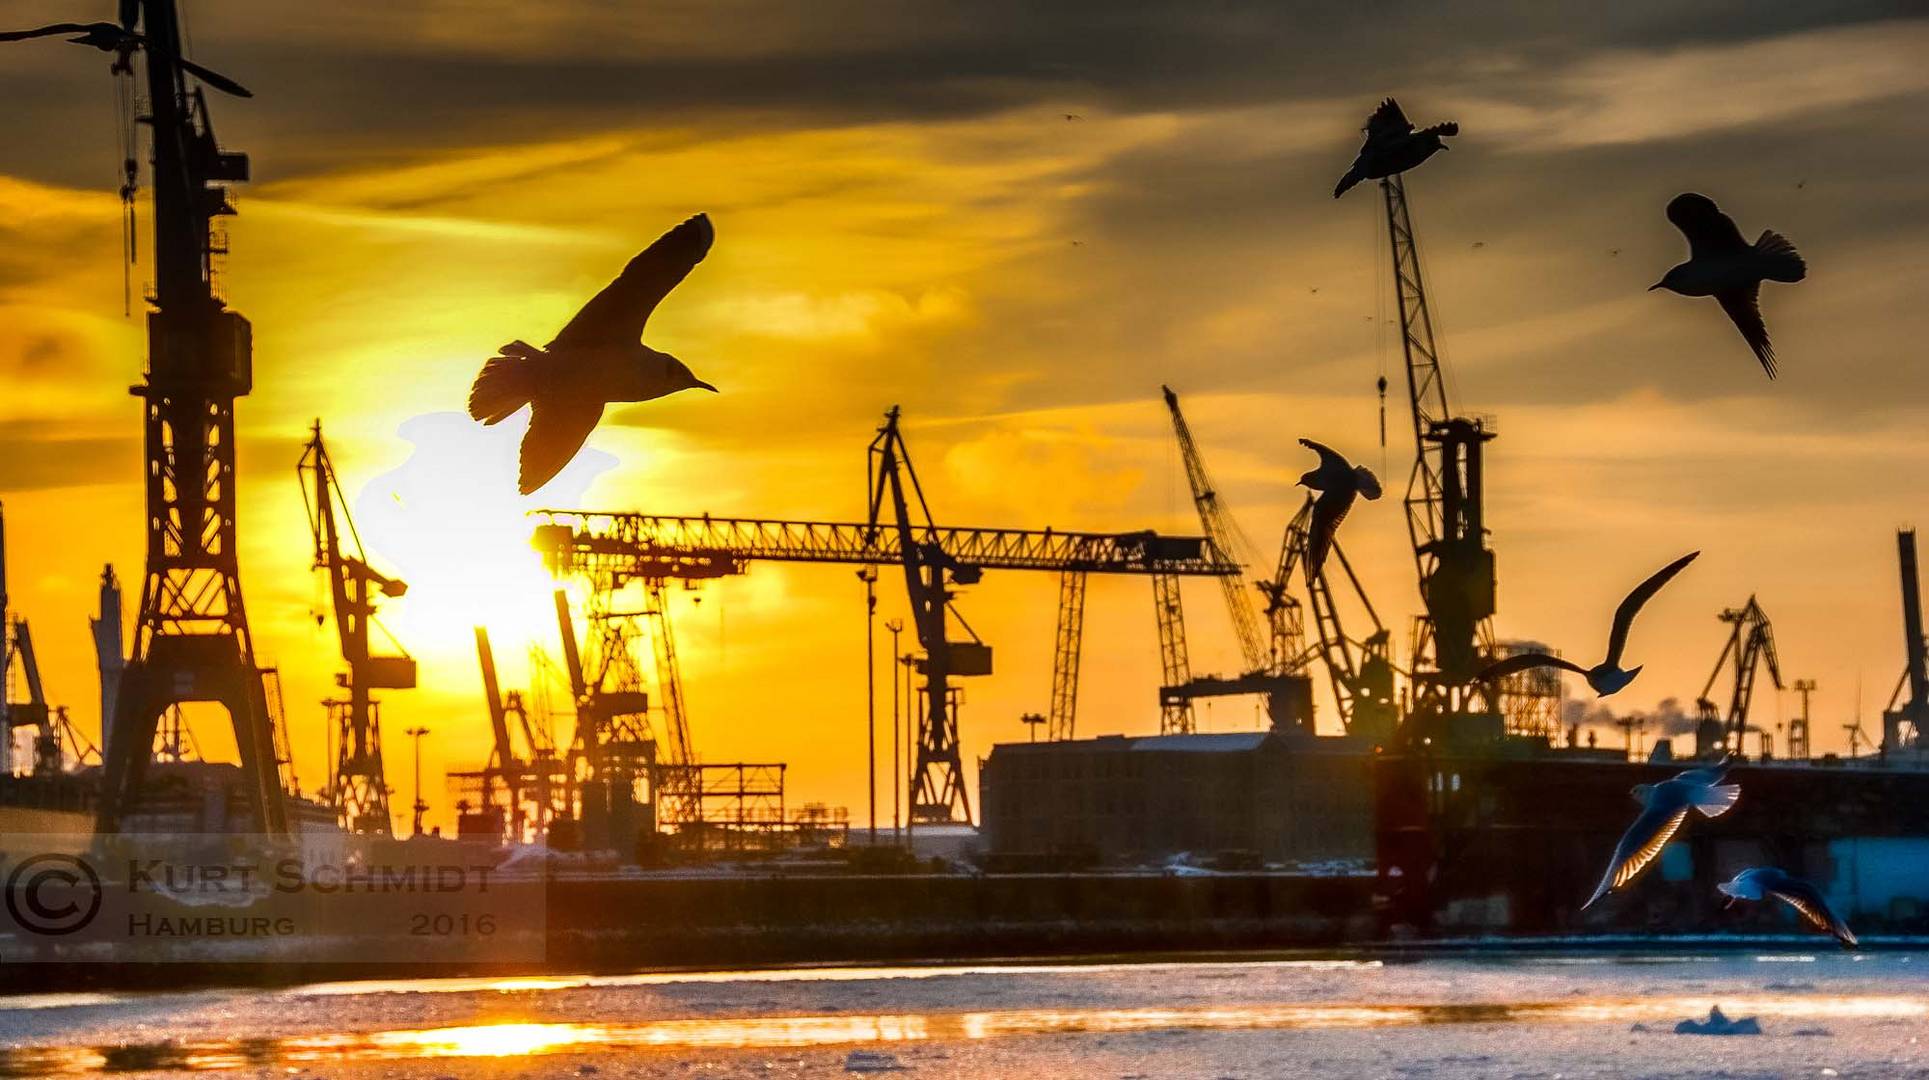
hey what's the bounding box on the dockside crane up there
[536,409,1239,825]
[1157,387,1315,734]
[457,625,566,843]
[1272,498,1399,740]
[300,422,415,835]
[23,0,300,836]
[1376,173,1502,736]
[1693,596,1782,758]
[1883,529,1926,756]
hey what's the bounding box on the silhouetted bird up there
[1719,867,1856,947]
[1472,551,1698,696]
[469,213,719,495]
[1585,756,1739,909]
[1298,439,1381,579]
[1332,98,1457,198]
[0,21,251,96]
[1652,193,1805,378]
[1608,248,1621,257]
[1471,241,1485,250]
[1064,113,1083,121]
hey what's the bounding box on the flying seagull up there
[0,21,252,97]
[1297,439,1381,579]
[1471,551,1698,696]
[469,213,719,495]
[1583,756,1740,909]
[1652,193,1805,378]
[1718,867,1856,947]
[1332,98,1458,198]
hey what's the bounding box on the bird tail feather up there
[1754,230,1806,283]
[1333,167,1364,199]
[1353,466,1383,500]
[469,346,541,425]
[1694,783,1740,818]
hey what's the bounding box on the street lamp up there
[858,568,878,844]
[885,618,903,842]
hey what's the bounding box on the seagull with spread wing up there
[1297,439,1381,580]
[1471,551,1698,697]
[1583,757,1741,909]
[1651,193,1805,377]
[1332,98,1458,198]
[0,20,252,97]
[468,213,719,495]
[1718,867,1857,947]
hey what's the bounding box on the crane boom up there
[1161,386,1266,672]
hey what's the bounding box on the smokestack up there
[92,565,125,763]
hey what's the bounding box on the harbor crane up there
[300,422,415,835]
[1693,596,1782,758]
[1377,173,1500,733]
[535,408,1238,824]
[1883,529,1926,756]
[451,626,566,845]
[1270,498,1399,740]
[1156,387,1314,734]
[34,0,298,835]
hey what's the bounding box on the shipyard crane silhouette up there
[300,423,416,836]
[449,627,567,845]
[6,0,295,835]
[535,408,1238,824]
[1154,387,1314,735]
[1270,497,1399,740]
[1376,172,1502,736]
[1883,529,1927,756]
[1693,596,1782,758]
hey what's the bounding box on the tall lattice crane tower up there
[301,423,415,835]
[1379,174,1500,735]
[75,1,291,834]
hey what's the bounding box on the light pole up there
[405,725,430,837]
[885,618,903,842]
[858,568,878,844]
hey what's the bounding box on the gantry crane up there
[1156,387,1315,734]
[1377,172,1501,735]
[1693,596,1782,758]
[300,422,415,835]
[535,408,1238,824]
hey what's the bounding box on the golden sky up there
[3,2,1929,830]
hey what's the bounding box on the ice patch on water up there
[1674,1006,1760,1036]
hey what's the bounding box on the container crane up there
[1692,596,1782,758]
[535,409,1239,824]
[300,422,415,835]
